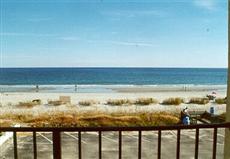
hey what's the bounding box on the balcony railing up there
[0,123,230,159]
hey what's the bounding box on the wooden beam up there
[224,0,230,159]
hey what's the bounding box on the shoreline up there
[0,84,227,93]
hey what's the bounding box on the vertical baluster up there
[138,131,142,159]
[99,131,102,159]
[53,131,61,159]
[195,128,199,159]
[212,128,217,159]
[176,129,181,159]
[78,131,82,159]
[158,130,161,159]
[119,131,122,159]
[33,131,37,159]
[13,131,18,159]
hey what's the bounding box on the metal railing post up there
[99,131,102,159]
[78,131,82,159]
[176,129,181,159]
[53,131,61,159]
[138,131,142,159]
[118,131,122,159]
[33,131,37,159]
[13,131,18,159]
[158,130,161,159]
[195,128,199,159]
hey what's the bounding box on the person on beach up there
[75,84,77,92]
[180,107,190,125]
[36,85,39,92]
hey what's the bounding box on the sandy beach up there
[0,85,227,115]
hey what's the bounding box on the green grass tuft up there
[215,98,226,104]
[162,98,184,105]
[106,99,132,106]
[188,97,209,105]
[79,100,98,106]
[17,100,41,108]
[134,98,158,105]
[47,100,63,106]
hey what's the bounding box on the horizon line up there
[0,66,227,69]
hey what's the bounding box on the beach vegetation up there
[79,100,98,106]
[47,100,63,106]
[188,97,209,105]
[0,108,179,127]
[218,113,226,121]
[215,98,226,104]
[29,112,180,127]
[134,98,158,105]
[17,100,41,108]
[106,99,132,106]
[7,102,13,106]
[0,119,13,127]
[201,112,226,123]
[161,97,184,105]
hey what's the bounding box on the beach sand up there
[0,86,227,115]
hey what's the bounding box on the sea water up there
[0,67,227,93]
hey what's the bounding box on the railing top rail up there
[0,123,230,132]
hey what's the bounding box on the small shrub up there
[162,98,184,105]
[206,94,216,100]
[188,97,209,105]
[134,98,158,105]
[17,100,41,108]
[215,98,226,104]
[106,99,132,106]
[48,100,63,106]
[218,113,226,121]
[32,99,41,105]
[79,100,98,106]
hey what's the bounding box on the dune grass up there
[48,100,63,106]
[188,97,209,105]
[215,98,226,104]
[161,97,184,105]
[17,100,41,108]
[134,98,158,105]
[29,112,180,127]
[0,107,180,127]
[79,100,98,106]
[0,119,12,127]
[219,113,226,121]
[106,99,132,106]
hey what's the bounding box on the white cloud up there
[88,40,156,47]
[57,36,79,41]
[101,9,166,18]
[0,32,56,37]
[108,41,155,47]
[193,0,217,10]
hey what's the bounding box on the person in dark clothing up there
[180,107,190,125]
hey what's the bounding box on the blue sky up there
[0,0,228,68]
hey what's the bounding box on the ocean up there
[0,68,227,92]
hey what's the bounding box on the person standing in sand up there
[180,107,190,125]
[35,85,39,92]
[75,84,77,92]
